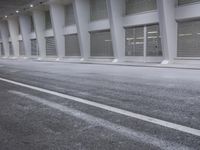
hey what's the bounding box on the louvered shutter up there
[90,30,113,57]
[46,37,57,56]
[31,39,39,56]
[19,40,25,56]
[65,34,81,56]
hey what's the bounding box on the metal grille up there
[90,30,114,57]
[125,0,157,15]
[45,11,52,29]
[125,26,144,56]
[146,24,162,56]
[46,37,57,56]
[65,34,80,56]
[19,40,25,56]
[65,4,75,26]
[31,39,39,56]
[0,43,5,56]
[9,42,14,56]
[178,0,200,5]
[90,0,108,21]
[177,20,200,57]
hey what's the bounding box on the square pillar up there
[19,14,32,57]
[49,3,65,58]
[0,21,10,57]
[8,17,20,57]
[157,0,177,64]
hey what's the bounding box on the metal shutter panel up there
[45,11,52,29]
[9,42,14,56]
[46,37,57,56]
[90,0,108,21]
[146,24,162,56]
[126,0,157,15]
[177,20,200,57]
[125,26,144,56]
[31,39,39,56]
[0,43,4,56]
[178,0,200,5]
[65,4,75,26]
[90,30,113,57]
[65,34,81,56]
[19,40,25,56]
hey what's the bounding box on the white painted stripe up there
[1,77,200,137]
[9,90,192,150]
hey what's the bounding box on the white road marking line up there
[9,90,192,150]
[1,77,200,137]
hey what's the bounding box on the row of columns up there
[0,0,177,63]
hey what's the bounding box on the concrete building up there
[0,0,200,64]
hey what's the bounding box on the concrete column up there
[157,0,177,64]
[0,21,10,57]
[19,14,32,57]
[32,10,46,58]
[74,0,90,60]
[8,17,20,57]
[49,3,65,58]
[107,0,125,62]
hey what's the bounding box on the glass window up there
[146,24,162,56]
[30,16,34,32]
[65,34,80,56]
[178,0,200,5]
[125,26,144,56]
[90,30,113,57]
[45,11,52,29]
[65,4,76,26]
[125,0,157,15]
[90,0,108,21]
[177,20,200,57]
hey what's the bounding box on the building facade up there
[0,0,200,64]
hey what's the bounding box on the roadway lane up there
[0,80,199,150]
[0,59,200,149]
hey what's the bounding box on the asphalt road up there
[0,59,200,150]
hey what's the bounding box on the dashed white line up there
[0,77,200,137]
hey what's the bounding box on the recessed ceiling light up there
[5,15,8,18]
[30,4,34,8]
[16,10,19,13]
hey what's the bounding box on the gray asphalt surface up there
[0,59,200,150]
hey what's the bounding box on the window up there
[46,37,57,56]
[18,20,21,35]
[45,11,52,29]
[65,4,75,26]
[90,30,113,57]
[125,26,144,56]
[90,0,108,21]
[125,24,162,57]
[146,24,162,56]
[177,20,200,57]
[65,34,80,56]
[125,0,157,15]
[178,0,200,5]
[30,16,34,32]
